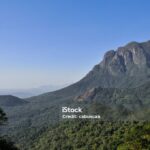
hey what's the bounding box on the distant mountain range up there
[0,84,69,98]
[1,40,150,149]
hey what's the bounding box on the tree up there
[0,108,7,125]
[0,108,19,150]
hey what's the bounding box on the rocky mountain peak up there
[79,40,150,89]
[100,41,150,75]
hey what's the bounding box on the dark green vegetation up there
[0,108,19,150]
[1,40,150,149]
[30,120,150,150]
[0,108,7,125]
[0,95,27,107]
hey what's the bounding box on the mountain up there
[75,41,150,90]
[1,40,150,149]
[0,95,27,107]
[26,40,150,105]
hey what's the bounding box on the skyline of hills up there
[0,84,69,98]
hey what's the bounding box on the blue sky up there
[0,0,150,89]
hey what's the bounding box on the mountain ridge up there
[75,40,150,90]
[24,40,150,103]
[0,95,27,107]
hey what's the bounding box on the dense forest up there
[30,120,150,150]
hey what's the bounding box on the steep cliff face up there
[101,41,148,73]
[79,41,150,89]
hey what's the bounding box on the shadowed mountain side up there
[0,95,28,107]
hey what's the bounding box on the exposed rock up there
[79,40,150,89]
[74,88,97,101]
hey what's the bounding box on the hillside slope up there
[0,95,27,107]
[30,120,150,150]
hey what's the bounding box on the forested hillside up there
[30,120,150,150]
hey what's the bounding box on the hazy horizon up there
[1,0,150,89]
[0,83,70,98]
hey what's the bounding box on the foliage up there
[0,108,7,125]
[30,120,150,150]
[0,108,19,150]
